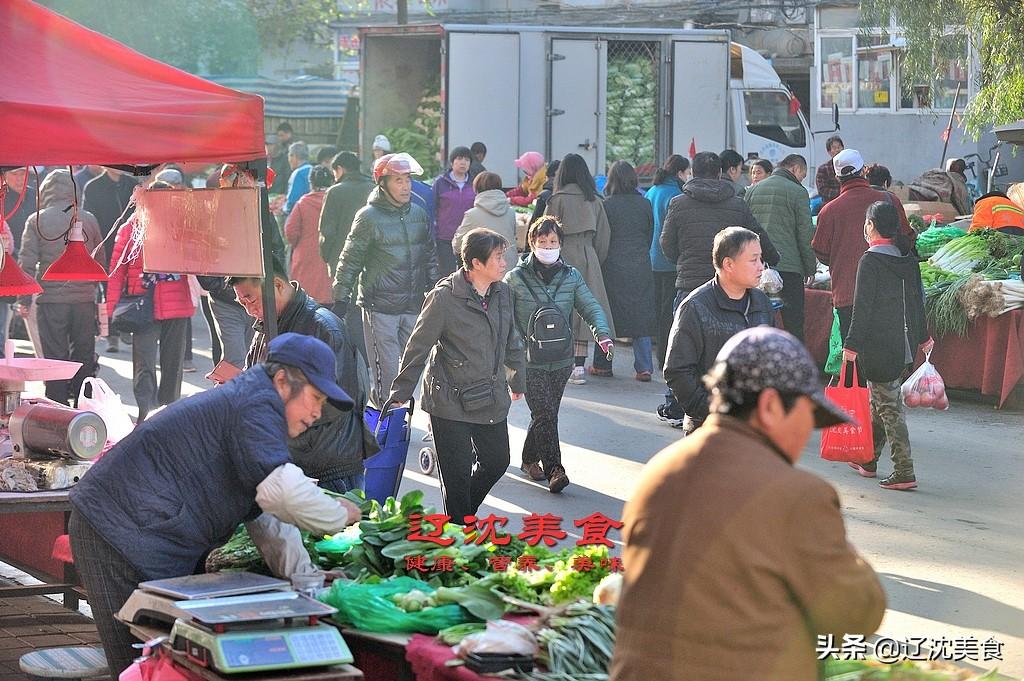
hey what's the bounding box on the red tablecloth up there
[798,289,1024,407]
[406,634,486,681]
[927,309,1024,407]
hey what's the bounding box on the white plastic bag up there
[759,267,784,295]
[78,377,135,443]
[900,351,949,411]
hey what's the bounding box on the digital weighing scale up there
[137,573,354,674]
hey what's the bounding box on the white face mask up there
[534,247,560,265]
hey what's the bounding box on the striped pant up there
[68,511,143,680]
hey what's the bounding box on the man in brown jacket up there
[612,327,885,681]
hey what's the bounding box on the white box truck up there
[359,24,819,189]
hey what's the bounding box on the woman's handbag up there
[110,288,153,334]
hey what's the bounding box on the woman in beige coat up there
[544,153,615,384]
[452,172,518,272]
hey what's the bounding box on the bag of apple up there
[900,351,949,410]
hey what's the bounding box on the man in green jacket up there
[744,154,815,341]
[320,152,375,275]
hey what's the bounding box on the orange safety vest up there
[969,196,1024,232]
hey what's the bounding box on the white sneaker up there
[568,366,587,385]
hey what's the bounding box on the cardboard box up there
[901,201,962,223]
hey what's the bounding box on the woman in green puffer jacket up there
[504,216,612,493]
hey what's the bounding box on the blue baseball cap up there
[266,333,353,411]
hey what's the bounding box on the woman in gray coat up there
[389,229,526,522]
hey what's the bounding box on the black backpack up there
[515,268,573,364]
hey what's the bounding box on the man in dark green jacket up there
[744,154,815,341]
[320,152,375,274]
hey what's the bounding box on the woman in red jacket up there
[284,166,334,305]
[107,181,196,421]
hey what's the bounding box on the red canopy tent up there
[0,0,265,167]
[0,1,280,585]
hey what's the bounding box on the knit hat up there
[704,327,852,428]
[372,135,392,152]
[514,151,545,176]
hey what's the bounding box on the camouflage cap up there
[704,327,852,428]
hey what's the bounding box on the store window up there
[817,8,969,113]
[856,35,892,109]
[899,55,969,110]
[744,91,807,148]
[820,37,854,110]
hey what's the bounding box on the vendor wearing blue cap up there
[69,333,364,679]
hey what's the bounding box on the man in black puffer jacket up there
[665,228,775,435]
[660,151,780,299]
[231,259,378,493]
[656,152,779,426]
[331,153,440,406]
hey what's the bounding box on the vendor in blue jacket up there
[68,333,364,679]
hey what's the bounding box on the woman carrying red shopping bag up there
[840,200,931,490]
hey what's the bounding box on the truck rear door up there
[447,31,521,183]
[670,38,729,156]
[548,38,606,174]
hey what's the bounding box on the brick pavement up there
[0,579,101,681]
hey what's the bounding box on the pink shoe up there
[848,462,877,478]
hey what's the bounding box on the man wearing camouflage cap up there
[613,327,885,681]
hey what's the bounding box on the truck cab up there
[728,43,816,192]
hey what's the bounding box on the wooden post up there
[939,82,962,169]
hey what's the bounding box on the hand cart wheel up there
[418,446,436,475]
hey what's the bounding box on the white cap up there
[372,134,391,152]
[833,149,864,178]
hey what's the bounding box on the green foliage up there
[40,0,260,76]
[859,0,1024,136]
[41,0,375,76]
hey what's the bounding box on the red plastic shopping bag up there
[820,361,874,464]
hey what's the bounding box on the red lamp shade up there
[42,222,107,282]
[0,251,43,296]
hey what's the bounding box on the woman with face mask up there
[504,216,612,493]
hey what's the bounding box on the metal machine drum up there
[9,403,107,461]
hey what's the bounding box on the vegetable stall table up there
[795,290,1024,407]
[0,489,83,609]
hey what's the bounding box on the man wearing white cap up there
[812,149,916,340]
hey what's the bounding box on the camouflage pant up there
[869,379,914,475]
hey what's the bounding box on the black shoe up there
[879,471,917,490]
[657,403,684,428]
[548,467,570,494]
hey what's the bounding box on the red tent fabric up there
[0,0,265,167]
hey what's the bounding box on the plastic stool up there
[19,647,107,680]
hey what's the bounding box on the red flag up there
[688,137,697,159]
[940,128,950,142]
[265,166,276,187]
[789,96,801,116]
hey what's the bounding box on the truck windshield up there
[743,91,806,148]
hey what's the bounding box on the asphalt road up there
[51,311,1024,677]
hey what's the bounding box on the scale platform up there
[176,591,337,629]
[139,572,290,600]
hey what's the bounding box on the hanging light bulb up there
[0,248,43,296]
[42,221,107,282]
